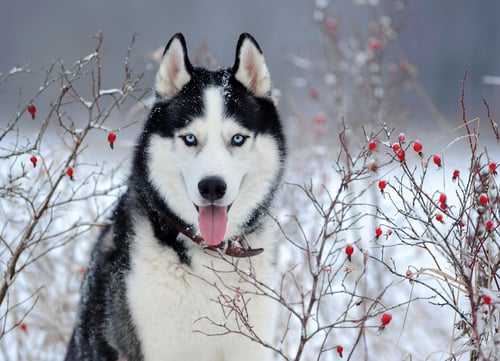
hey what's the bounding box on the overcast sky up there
[1,1,499,128]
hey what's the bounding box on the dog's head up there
[139,33,285,246]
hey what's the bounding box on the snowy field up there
[1,107,498,360]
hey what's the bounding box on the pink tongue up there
[198,205,228,246]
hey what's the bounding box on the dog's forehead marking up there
[184,87,234,147]
[202,87,225,125]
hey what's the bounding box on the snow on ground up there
[1,116,498,360]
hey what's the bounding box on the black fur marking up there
[65,214,143,360]
[131,125,192,264]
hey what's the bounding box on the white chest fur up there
[126,219,276,361]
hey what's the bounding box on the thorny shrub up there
[1,3,499,361]
[199,77,499,360]
[0,32,148,359]
[288,0,415,146]
[275,1,498,359]
[196,2,499,361]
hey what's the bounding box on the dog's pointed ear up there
[155,33,193,99]
[233,33,272,97]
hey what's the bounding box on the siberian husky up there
[65,33,286,361]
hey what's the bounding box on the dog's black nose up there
[198,176,227,202]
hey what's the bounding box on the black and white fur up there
[65,33,286,361]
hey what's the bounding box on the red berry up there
[398,133,406,143]
[369,39,380,51]
[336,345,343,357]
[325,19,338,32]
[380,312,392,326]
[313,115,326,125]
[67,166,74,180]
[485,220,493,231]
[378,180,387,192]
[19,322,27,332]
[107,132,117,149]
[392,143,401,152]
[489,162,497,174]
[345,245,354,262]
[479,193,488,205]
[27,104,37,119]
[483,295,492,305]
[413,140,423,153]
[439,202,447,211]
[436,213,443,223]
[433,154,442,167]
[452,169,460,181]
[30,156,37,168]
[309,88,319,99]
[400,61,411,74]
[406,269,413,278]
[396,149,406,162]
[368,140,377,152]
[345,245,354,257]
[375,226,383,238]
[439,193,447,204]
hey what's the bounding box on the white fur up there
[126,217,276,361]
[147,87,280,239]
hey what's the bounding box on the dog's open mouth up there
[197,205,229,246]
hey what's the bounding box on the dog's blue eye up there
[231,134,248,146]
[181,134,197,146]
